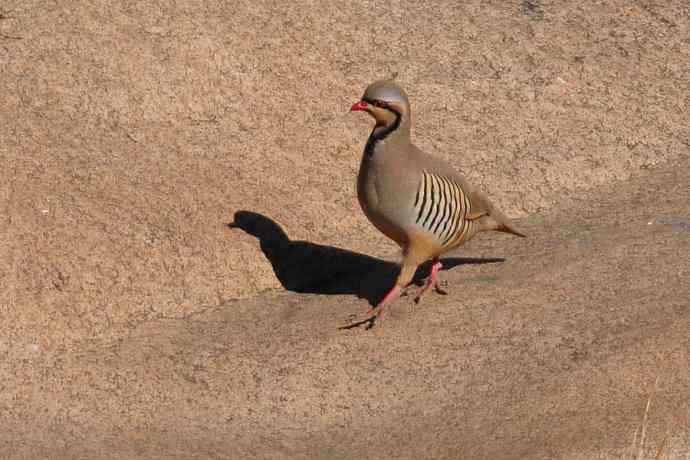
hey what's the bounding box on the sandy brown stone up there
[3,153,689,460]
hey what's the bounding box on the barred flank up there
[414,171,476,248]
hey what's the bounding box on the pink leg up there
[364,285,402,321]
[414,259,447,303]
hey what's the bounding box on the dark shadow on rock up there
[229,210,506,306]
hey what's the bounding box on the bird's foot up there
[362,305,386,322]
[414,259,445,304]
[434,280,448,296]
[417,281,448,300]
[434,283,448,295]
[354,284,402,325]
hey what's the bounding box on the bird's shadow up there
[229,211,505,308]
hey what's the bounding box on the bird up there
[350,79,526,322]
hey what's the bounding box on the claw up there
[434,283,448,295]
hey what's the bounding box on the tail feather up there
[470,191,527,238]
[496,221,527,238]
[485,207,527,238]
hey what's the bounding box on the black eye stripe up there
[362,97,388,108]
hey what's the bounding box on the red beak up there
[350,100,368,112]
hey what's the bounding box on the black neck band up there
[364,107,402,157]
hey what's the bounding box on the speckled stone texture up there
[1,1,689,458]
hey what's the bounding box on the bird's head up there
[350,79,410,130]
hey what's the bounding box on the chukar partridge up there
[350,79,526,322]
